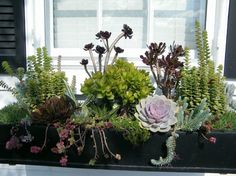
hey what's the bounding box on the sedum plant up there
[24,48,67,108]
[0,103,28,124]
[110,116,150,145]
[178,21,226,115]
[81,59,154,115]
[1,47,67,111]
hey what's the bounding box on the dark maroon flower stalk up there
[103,24,133,72]
[84,43,97,72]
[95,45,106,72]
[111,46,124,64]
[80,59,91,77]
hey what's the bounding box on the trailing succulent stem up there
[150,132,178,166]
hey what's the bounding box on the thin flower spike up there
[84,43,97,72]
[111,46,124,65]
[80,59,91,77]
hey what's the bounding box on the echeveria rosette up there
[135,95,177,132]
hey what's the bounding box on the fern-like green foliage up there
[81,59,154,114]
[0,103,28,124]
[176,97,212,131]
[110,116,150,145]
[0,80,14,93]
[178,21,226,115]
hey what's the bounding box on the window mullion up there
[97,0,103,31]
[147,0,154,44]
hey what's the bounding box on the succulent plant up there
[140,42,184,99]
[31,96,75,124]
[135,95,177,132]
[82,24,133,75]
[81,59,154,114]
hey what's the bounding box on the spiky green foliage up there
[176,97,212,131]
[0,103,27,124]
[178,21,226,115]
[70,75,76,94]
[1,61,25,82]
[22,47,67,109]
[195,21,209,101]
[110,116,150,145]
[81,59,154,114]
[2,61,14,76]
[213,111,236,130]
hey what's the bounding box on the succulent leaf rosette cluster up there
[135,95,177,132]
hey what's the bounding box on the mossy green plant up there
[213,111,236,130]
[81,59,154,114]
[110,116,150,145]
[0,103,27,124]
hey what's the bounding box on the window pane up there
[102,0,147,48]
[54,0,98,10]
[103,0,143,10]
[153,0,206,49]
[53,0,98,48]
[54,17,97,48]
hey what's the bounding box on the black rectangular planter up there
[0,125,235,173]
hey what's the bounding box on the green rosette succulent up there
[135,95,177,132]
[81,59,154,113]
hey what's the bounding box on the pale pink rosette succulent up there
[135,95,177,132]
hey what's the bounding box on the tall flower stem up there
[111,53,118,65]
[89,49,97,72]
[103,33,124,72]
[98,54,102,72]
[101,130,116,158]
[92,129,98,159]
[83,65,91,78]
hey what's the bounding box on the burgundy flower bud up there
[30,146,42,154]
[84,43,94,51]
[96,31,111,40]
[114,46,124,54]
[95,45,106,55]
[80,59,88,66]
[209,137,216,144]
[122,24,133,39]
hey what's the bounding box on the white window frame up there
[25,0,230,70]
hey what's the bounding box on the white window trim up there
[25,0,230,69]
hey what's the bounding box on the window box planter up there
[0,124,235,174]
